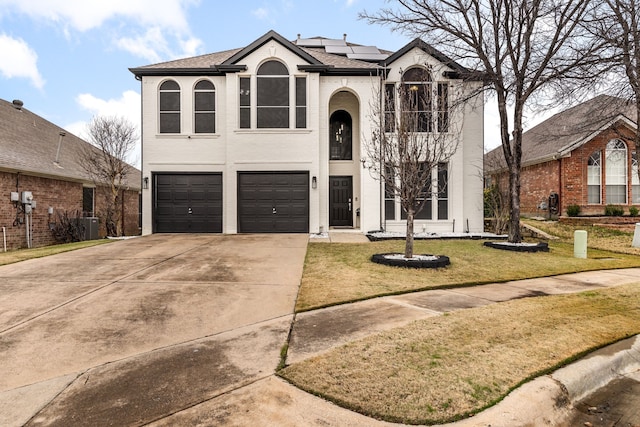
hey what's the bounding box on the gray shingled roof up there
[485,95,638,172]
[130,35,386,74]
[0,98,141,189]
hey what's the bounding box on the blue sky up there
[0,0,505,166]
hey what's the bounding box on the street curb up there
[551,334,640,402]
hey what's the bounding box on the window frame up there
[605,139,628,204]
[401,67,433,133]
[159,80,181,134]
[256,60,290,129]
[587,150,602,205]
[193,79,216,134]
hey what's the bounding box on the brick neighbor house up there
[485,95,638,217]
[0,98,141,250]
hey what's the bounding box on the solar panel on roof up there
[351,46,381,54]
[296,38,322,46]
[325,45,353,54]
[321,39,348,46]
[347,53,389,61]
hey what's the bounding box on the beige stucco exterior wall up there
[139,40,484,235]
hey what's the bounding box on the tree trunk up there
[508,163,522,242]
[405,208,415,258]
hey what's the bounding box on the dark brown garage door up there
[238,172,309,233]
[154,173,222,233]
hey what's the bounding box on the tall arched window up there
[194,80,215,133]
[402,67,432,132]
[257,60,289,128]
[632,152,639,203]
[329,110,352,160]
[159,80,180,133]
[587,150,601,204]
[605,139,627,204]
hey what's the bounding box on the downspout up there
[379,67,385,231]
[121,189,125,236]
[2,226,6,252]
[557,156,562,215]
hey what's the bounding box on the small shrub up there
[630,206,639,217]
[566,204,581,217]
[604,204,624,216]
[51,210,85,243]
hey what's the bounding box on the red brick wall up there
[487,126,638,217]
[1,171,140,251]
[519,161,560,216]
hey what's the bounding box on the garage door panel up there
[154,173,222,233]
[238,172,309,233]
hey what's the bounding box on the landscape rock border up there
[371,253,451,268]
[483,241,549,252]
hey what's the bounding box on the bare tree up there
[362,0,602,243]
[364,73,465,258]
[81,115,138,237]
[592,0,640,184]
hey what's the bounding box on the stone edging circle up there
[371,253,451,268]
[483,241,549,252]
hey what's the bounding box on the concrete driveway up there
[0,234,308,427]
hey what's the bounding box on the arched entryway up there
[328,91,361,229]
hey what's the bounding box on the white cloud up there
[251,7,270,21]
[0,34,45,88]
[71,90,142,166]
[0,0,201,61]
[0,0,194,33]
[117,27,203,63]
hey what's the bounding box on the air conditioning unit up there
[80,217,99,240]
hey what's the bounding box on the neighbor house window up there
[329,110,352,160]
[295,76,306,128]
[83,187,95,217]
[632,152,640,203]
[194,80,215,133]
[384,83,396,132]
[587,150,601,204]
[605,139,627,204]
[239,77,251,129]
[257,60,289,128]
[159,80,180,133]
[402,67,432,133]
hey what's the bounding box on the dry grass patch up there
[297,240,640,311]
[280,284,640,425]
[522,218,640,255]
[0,240,112,266]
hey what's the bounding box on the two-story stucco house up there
[130,30,484,235]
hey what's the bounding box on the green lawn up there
[0,239,112,266]
[297,239,640,311]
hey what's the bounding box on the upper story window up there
[194,80,216,133]
[401,67,432,133]
[605,139,627,204]
[257,60,289,128]
[295,76,307,128]
[384,83,396,133]
[159,80,180,133]
[329,110,352,160]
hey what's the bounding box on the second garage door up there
[238,172,309,233]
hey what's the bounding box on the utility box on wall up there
[81,217,99,240]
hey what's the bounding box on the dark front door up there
[330,176,353,227]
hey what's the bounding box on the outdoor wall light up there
[143,177,149,189]
[312,176,317,189]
